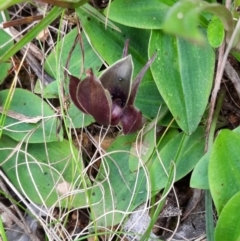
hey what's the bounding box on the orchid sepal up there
[69,42,157,134]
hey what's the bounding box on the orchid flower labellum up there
[69,42,156,134]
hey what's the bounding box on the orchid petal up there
[100,55,133,108]
[120,106,142,134]
[122,39,130,58]
[69,42,156,134]
[69,75,87,113]
[69,70,112,126]
[111,99,123,125]
[127,52,157,106]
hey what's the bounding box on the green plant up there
[1,0,240,240]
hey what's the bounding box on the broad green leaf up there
[190,151,210,189]
[129,124,155,172]
[34,80,59,99]
[162,0,204,43]
[105,0,170,29]
[90,133,148,226]
[34,86,95,130]
[77,8,166,122]
[207,15,225,48]
[0,135,89,207]
[215,191,240,241]
[157,128,179,150]
[135,81,166,119]
[149,127,205,193]
[0,12,13,84]
[234,126,240,134]
[162,0,233,43]
[128,110,171,173]
[158,111,178,128]
[77,7,152,80]
[149,30,215,134]
[90,128,204,226]
[65,103,94,128]
[81,4,121,31]
[209,130,240,214]
[44,28,102,81]
[41,27,102,103]
[0,88,63,143]
[202,3,233,32]
[231,51,240,62]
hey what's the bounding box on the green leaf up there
[0,88,63,143]
[77,7,152,80]
[0,12,13,84]
[77,7,167,122]
[158,111,179,128]
[0,135,89,207]
[234,126,240,134]
[162,0,205,43]
[158,128,179,150]
[90,133,148,226]
[162,0,233,43]
[65,103,94,128]
[149,127,205,193]
[215,191,240,241]
[41,27,102,101]
[231,51,240,62]
[207,15,225,48]
[44,27,102,81]
[129,125,155,172]
[81,4,121,31]
[77,8,167,123]
[190,151,210,189]
[209,130,240,214]
[105,0,170,29]
[149,30,215,134]
[34,80,59,99]
[90,128,204,226]
[135,81,166,119]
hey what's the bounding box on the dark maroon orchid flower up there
[69,43,156,134]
